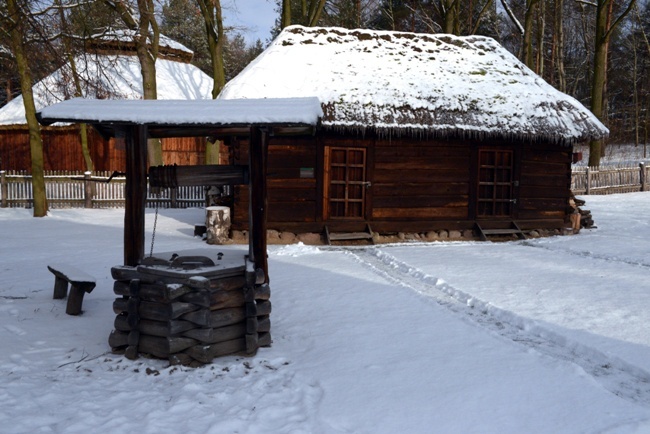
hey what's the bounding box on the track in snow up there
[344,247,650,407]
[519,240,650,270]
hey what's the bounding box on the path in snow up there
[346,246,650,407]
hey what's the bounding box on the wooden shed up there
[218,26,608,239]
[0,31,213,172]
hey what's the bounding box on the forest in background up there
[1,1,649,145]
[1,0,649,216]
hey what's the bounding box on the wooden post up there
[586,167,591,195]
[171,187,178,208]
[1,171,7,208]
[84,171,93,208]
[248,126,268,283]
[640,162,646,192]
[124,126,148,266]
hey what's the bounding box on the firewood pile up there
[573,196,595,229]
[108,253,271,365]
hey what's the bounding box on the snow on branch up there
[499,0,524,35]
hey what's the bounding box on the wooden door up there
[324,147,367,219]
[477,149,515,218]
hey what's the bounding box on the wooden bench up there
[47,263,97,315]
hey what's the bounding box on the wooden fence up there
[571,163,648,195]
[0,170,206,209]
[2,165,648,208]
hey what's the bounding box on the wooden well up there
[109,249,270,365]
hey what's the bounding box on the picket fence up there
[1,164,648,209]
[571,163,648,195]
[0,170,206,209]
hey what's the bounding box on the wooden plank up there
[113,298,201,321]
[373,182,469,197]
[123,125,147,266]
[137,335,197,358]
[134,264,246,280]
[373,169,468,184]
[249,126,269,283]
[183,322,247,344]
[114,314,195,337]
[373,195,469,208]
[148,165,248,187]
[372,206,468,219]
[181,306,246,328]
[328,232,373,241]
[113,280,193,302]
[268,202,316,222]
[185,338,246,363]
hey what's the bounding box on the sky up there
[222,0,279,43]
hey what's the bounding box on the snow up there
[219,26,607,143]
[92,28,194,55]
[37,97,323,127]
[2,194,650,432]
[0,54,214,125]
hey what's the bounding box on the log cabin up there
[218,26,608,239]
[0,31,213,172]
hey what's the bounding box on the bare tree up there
[587,0,637,166]
[1,0,48,216]
[104,0,163,166]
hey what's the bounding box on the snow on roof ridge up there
[91,28,193,55]
[219,25,608,144]
[0,54,213,125]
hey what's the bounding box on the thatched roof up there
[0,53,213,125]
[219,26,607,145]
[88,29,194,63]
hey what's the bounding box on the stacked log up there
[108,256,271,365]
[573,196,595,229]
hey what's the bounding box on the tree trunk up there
[282,0,292,28]
[57,0,95,173]
[197,0,226,165]
[105,0,162,167]
[523,0,541,70]
[551,0,566,92]
[588,0,638,167]
[6,0,48,216]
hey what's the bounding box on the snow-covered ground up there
[574,143,650,166]
[2,193,650,433]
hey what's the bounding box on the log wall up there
[109,263,271,365]
[517,144,572,223]
[372,139,471,221]
[227,133,573,233]
[0,125,206,172]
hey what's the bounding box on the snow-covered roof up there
[91,28,193,56]
[219,25,608,144]
[0,54,213,125]
[88,28,194,63]
[37,97,322,127]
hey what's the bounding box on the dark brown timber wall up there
[0,125,207,172]
[229,133,572,234]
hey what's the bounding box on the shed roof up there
[36,97,323,138]
[219,26,607,145]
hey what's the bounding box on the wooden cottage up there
[218,26,608,239]
[0,31,213,172]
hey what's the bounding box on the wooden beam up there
[124,125,148,266]
[149,165,249,187]
[248,126,269,283]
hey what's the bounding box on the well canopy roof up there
[36,97,323,137]
[219,25,608,145]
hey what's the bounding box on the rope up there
[149,192,160,258]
